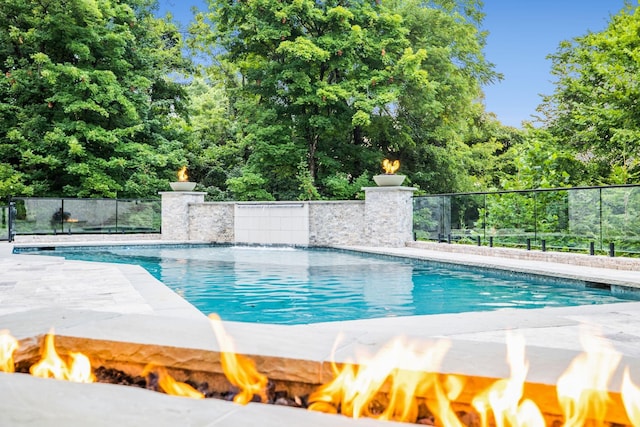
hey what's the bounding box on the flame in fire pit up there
[308,336,457,423]
[556,328,621,426]
[29,329,95,383]
[382,159,400,174]
[177,166,189,182]
[209,314,269,404]
[0,329,18,373]
[622,367,640,425]
[143,364,204,399]
[472,332,545,427]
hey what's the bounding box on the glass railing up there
[0,204,9,241]
[10,197,161,235]
[414,185,640,255]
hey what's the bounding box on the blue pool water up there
[19,245,639,324]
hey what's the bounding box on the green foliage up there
[296,161,323,201]
[0,0,191,199]
[322,172,370,200]
[226,169,275,201]
[499,126,587,190]
[542,4,640,185]
[191,0,500,199]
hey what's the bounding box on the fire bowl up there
[373,174,406,187]
[169,181,197,191]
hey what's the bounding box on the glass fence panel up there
[535,190,575,250]
[567,188,601,251]
[116,199,161,233]
[12,197,161,235]
[484,192,537,247]
[602,186,640,254]
[450,194,484,243]
[13,198,64,234]
[0,205,8,241]
[413,196,448,241]
[62,199,117,233]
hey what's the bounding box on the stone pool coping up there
[2,240,640,426]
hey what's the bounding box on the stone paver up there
[2,240,640,425]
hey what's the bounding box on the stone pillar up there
[159,191,206,241]
[363,186,417,247]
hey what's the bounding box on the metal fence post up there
[115,198,119,234]
[9,201,16,242]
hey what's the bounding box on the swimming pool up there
[19,244,640,324]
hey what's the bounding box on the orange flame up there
[309,336,455,423]
[556,327,622,426]
[177,166,189,182]
[622,367,640,425]
[143,364,204,399]
[472,332,545,427]
[0,329,18,373]
[29,329,95,383]
[382,159,400,174]
[208,314,268,404]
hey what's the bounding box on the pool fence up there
[414,184,640,256]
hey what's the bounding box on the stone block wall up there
[363,186,417,247]
[188,203,234,242]
[308,201,365,246]
[161,186,416,247]
[160,192,205,241]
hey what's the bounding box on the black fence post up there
[609,242,615,257]
[489,236,494,247]
[115,198,119,234]
[541,239,546,252]
[476,235,481,246]
[8,201,16,242]
[589,242,595,256]
[526,238,531,251]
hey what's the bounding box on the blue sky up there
[158,0,630,128]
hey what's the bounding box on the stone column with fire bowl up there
[364,159,417,247]
[160,167,204,240]
[373,158,406,187]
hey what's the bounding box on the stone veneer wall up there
[363,186,417,247]
[308,201,365,246]
[188,203,235,242]
[160,192,205,241]
[161,186,416,247]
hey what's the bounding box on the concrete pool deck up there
[1,240,640,426]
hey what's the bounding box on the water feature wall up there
[160,186,416,247]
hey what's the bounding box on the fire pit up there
[169,166,197,191]
[3,316,640,426]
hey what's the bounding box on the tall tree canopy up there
[542,3,640,184]
[0,0,190,198]
[191,0,500,199]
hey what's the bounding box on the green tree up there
[541,3,640,185]
[193,0,499,199]
[373,0,500,194]
[0,0,190,199]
